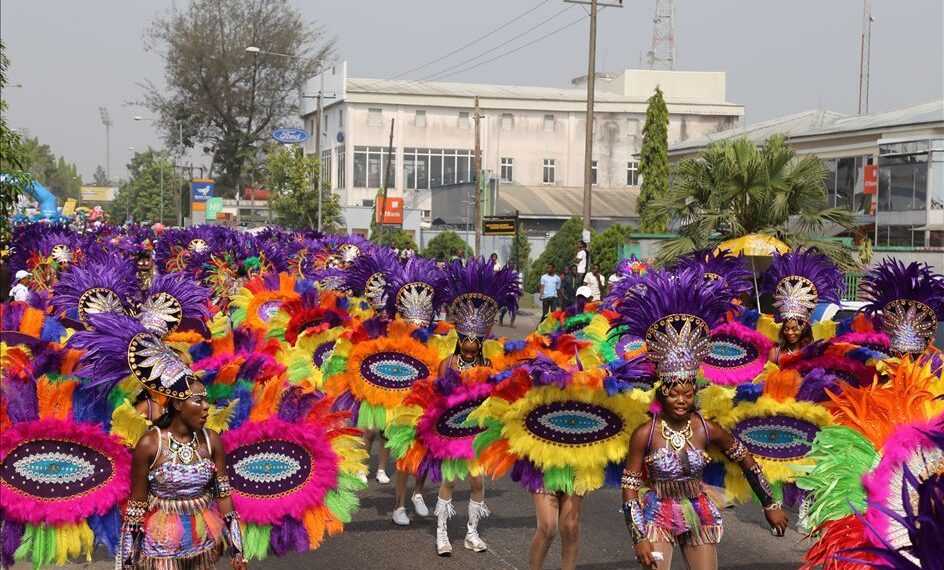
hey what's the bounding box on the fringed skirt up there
[641,487,723,546]
[139,493,224,569]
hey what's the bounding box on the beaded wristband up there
[124,499,149,526]
[216,474,233,498]
[620,469,644,491]
[724,439,748,463]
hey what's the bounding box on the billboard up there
[375,196,404,225]
[482,215,517,236]
[191,179,215,202]
[80,186,116,202]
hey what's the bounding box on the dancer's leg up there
[680,543,718,570]
[557,494,583,570]
[529,493,559,570]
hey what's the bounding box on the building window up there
[875,225,926,247]
[501,113,514,131]
[321,149,332,188]
[362,199,375,207]
[353,146,395,188]
[543,159,556,184]
[402,148,473,189]
[339,108,344,128]
[878,143,930,212]
[591,160,598,186]
[626,118,640,138]
[627,161,640,186]
[458,112,470,129]
[415,110,427,128]
[337,147,346,188]
[500,157,513,182]
[543,114,555,132]
[368,108,383,127]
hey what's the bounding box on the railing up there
[844,272,863,301]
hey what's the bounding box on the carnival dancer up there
[860,259,944,370]
[430,257,519,555]
[761,249,844,365]
[618,268,789,570]
[69,313,246,569]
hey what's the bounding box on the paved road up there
[29,310,807,569]
[35,472,806,570]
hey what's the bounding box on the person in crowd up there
[575,241,588,282]
[583,263,606,302]
[498,263,523,327]
[9,269,31,302]
[560,265,579,310]
[539,264,561,320]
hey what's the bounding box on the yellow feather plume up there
[207,400,237,432]
[111,400,151,447]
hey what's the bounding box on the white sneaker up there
[464,530,488,552]
[412,493,429,517]
[436,526,452,556]
[375,469,390,484]
[392,507,410,526]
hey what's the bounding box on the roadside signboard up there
[206,197,224,220]
[272,128,310,144]
[863,164,877,195]
[375,197,404,225]
[191,179,215,202]
[483,215,517,236]
[80,186,116,202]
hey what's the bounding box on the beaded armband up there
[620,469,644,491]
[216,474,233,498]
[745,462,776,508]
[724,439,749,463]
[621,499,647,544]
[124,499,149,526]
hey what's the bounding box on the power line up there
[425,13,587,82]
[389,0,551,80]
[420,5,578,81]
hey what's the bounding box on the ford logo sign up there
[272,128,310,144]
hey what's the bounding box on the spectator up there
[498,263,523,327]
[583,263,606,301]
[539,264,561,320]
[9,270,31,302]
[575,241,588,281]
[488,253,500,268]
[574,285,593,314]
[560,264,579,309]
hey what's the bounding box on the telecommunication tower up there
[98,107,113,182]
[646,0,676,70]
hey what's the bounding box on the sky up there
[2,0,941,181]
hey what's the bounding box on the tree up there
[92,165,111,186]
[372,229,418,252]
[0,41,32,241]
[142,0,334,194]
[525,217,588,293]
[509,225,531,271]
[422,231,472,261]
[18,137,82,201]
[590,224,634,275]
[638,87,669,232]
[265,145,342,231]
[108,149,184,225]
[651,135,857,268]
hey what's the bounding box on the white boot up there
[434,497,454,556]
[464,500,490,552]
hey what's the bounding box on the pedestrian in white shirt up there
[583,263,606,301]
[575,242,588,281]
[9,270,31,302]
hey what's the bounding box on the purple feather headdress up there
[69,312,195,400]
[676,249,754,300]
[860,259,944,356]
[443,257,521,340]
[138,273,211,336]
[52,258,138,326]
[762,248,844,322]
[613,266,733,388]
[384,257,447,327]
[344,246,400,310]
[35,230,79,264]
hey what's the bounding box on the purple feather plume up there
[383,256,448,317]
[761,248,845,305]
[52,257,139,317]
[861,259,944,320]
[68,312,148,394]
[675,249,754,300]
[442,257,520,314]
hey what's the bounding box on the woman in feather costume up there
[70,313,247,569]
[618,268,789,570]
[761,249,844,366]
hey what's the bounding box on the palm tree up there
[651,135,858,268]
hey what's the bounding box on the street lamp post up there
[135,115,184,226]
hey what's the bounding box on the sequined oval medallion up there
[731,416,819,461]
[360,352,430,390]
[435,398,487,439]
[1,439,114,498]
[524,401,624,446]
[228,440,312,497]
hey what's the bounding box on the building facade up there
[301,63,743,236]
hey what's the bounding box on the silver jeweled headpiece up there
[882,299,938,356]
[773,275,819,322]
[645,313,711,385]
[449,292,499,340]
[396,282,436,327]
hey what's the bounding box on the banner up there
[863,164,877,195]
[80,186,116,202]
[206,197,224,220]
[375,196,403,225]
[191,179,215,202]
[482,215,517,236]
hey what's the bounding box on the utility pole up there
[99,107,112,182]
[857,0,874,115]
[473,96,483,257]
[379,118,396,240]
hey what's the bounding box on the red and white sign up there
[863,164,877,195]
[375,197,403,225]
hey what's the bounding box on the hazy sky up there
[2,0,941,181]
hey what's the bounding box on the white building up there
[301,63,743,237]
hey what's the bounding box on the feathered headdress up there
[69,312,195,400]
[762,248,844,322]
[138,273,211,336]
[52,257,138,326]
[443,257,520,340]
[36,230,78,264]
[384,257,447,327]
[860,259,944,356]
[613,266,733,392]
[677,249,754,300]
[343,246,401,311]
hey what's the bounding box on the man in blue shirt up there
[539,264,562,320]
